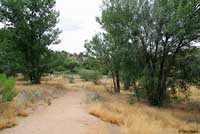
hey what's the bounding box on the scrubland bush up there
[64,74,75,83]
[128,86,147,104]
[86,91,101,103]
[79,69,102,84]
[0,74,17,102]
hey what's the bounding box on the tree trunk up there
[111,72,117,93]
[29,73,41,84]
[157,73,167,106]
[156,47,168,106]
[32,77,41,84]
[115,71,120,93]
[111,71,120,93]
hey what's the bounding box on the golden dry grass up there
[0,118,17,130]
[123,104,199,134]
[1,75,200,133]
[14,76,200,134]
[63,79,200,134]
[17,110,29,117]
[0,75,67,130]
[88,102,124,124]
[190,86,200,100]
[0,102,17,130]
[87,95,200,134]
[16,76,66,92]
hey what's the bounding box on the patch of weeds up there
[86,91,102,103]
[128,93,137,105]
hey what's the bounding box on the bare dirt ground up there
[0,90,120,134]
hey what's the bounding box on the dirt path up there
[0,90,120,134]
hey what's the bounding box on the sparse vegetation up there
[0,74,17,102]
[62,77,200,134]
[0,75,199,133]
[86,0,200,106]
[0,0,200,133]
[79,69,102,84]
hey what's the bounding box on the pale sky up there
[1,0,199,53]
[49,0,103,53]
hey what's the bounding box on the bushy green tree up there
[63,58,79,73]
[82,56,101,71]
[47,51,80,73]
[85,34,121,92]
[0,0,61,84]
[79,69,102,84]
[129,0,200,106]
[88,0,200,106]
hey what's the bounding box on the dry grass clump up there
[63,78,113,92]
[0,118,17,130]
[123,104,199,134]
[87,89,200,134]
[17,110,29,117]
[88,102,124,124]
[0,102,17,130]
[87,91,128,125]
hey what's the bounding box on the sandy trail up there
[0,90,119,134]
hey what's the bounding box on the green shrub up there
[0,74,6,86]
[0,74,17,102]
[129,87,147,104]
[79,69,102,84]
[128,93,137,105]
[135,86,147,100]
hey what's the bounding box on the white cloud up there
[50,0,102,53]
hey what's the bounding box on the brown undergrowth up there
[0,75,67,130]
[1,75,200,133]
[64,77,200,134]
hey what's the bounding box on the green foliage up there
[175,47,200,85]
[136,0,199,106]
[85,34,121,92]
[0,28,25,76]
[0,74,6,86]
[79,69,102,84]
[47,51,83,74]
[82,56,101,71]
[120,45,145,90]
[92,0,200,106]
[63,58,79,73]
[0,74,17,102]
[0,0,61,84]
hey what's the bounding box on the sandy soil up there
[0,90,119,134]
